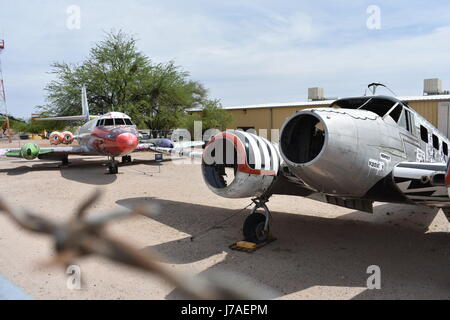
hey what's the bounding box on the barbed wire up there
[0,191,272,300]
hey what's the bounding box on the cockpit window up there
[388,104,403,122]
[331,97,405,118]
[124,119,133,125]
[104,119,114,126]
[357,98,397,117]
[397,109,408,130]
[388,105,414,134]
[421,126,429,143]
[433,134,440,150]
[114,118,126,126]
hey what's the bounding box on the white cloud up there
[1,1,450,117]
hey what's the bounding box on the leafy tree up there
[135,61,208,130]
[39,30,210,131]
[9,117,66,135]
[181,100,233,134]
[8,118,27,133]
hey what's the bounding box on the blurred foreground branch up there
[0,191,270,300]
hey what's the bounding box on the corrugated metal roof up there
[398,94,450,101]
[188,94,450,112]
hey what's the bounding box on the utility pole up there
[0,38,11,143]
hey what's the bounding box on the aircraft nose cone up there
[116,133,138,153]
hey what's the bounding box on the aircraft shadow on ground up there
[0,158,174,185]
[117,197,450,300]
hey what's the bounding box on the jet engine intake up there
[279,109,371,196]
[280,113,326,165]
[202,131,281,199]
[49,132,64,145]
[62,131,74,145]
[20,143,40,160]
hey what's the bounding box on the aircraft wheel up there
[122,156,131,164]
[62,156,69,166]
[108,162,119,174]
[243,213,269,244]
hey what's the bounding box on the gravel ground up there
[0,139,448,300]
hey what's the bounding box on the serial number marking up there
[223,304,268,317]
[368,159,384,171]
[181,304,268,318]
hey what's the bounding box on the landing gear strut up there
[61,155,69,166]
[122,155,132,164]
[108,158,119,174]
[243,198,271,243]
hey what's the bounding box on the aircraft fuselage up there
[77,112,139,158]
[202,95,450,211]
[280,96,450,206]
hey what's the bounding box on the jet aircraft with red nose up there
[0,86,203,174]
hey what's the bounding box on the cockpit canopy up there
[331,95,415,132]
[331,96,410,117]
[97,118,134,126]
[96,112,135,127]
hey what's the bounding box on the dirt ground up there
[0,139,448,300]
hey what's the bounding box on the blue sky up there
[1,0,450,118]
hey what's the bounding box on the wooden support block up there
[235,241,257,250]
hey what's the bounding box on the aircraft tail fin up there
[35,85,91,122]
[81,85,90,122]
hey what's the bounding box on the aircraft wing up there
[173,141,205,148]
[0,145,93,160]
[134,143,202,158]
[133,143,203,159]
[392,161,450,203]
[34,115,87,121]
[133,143,156,152]
[148,146,203,159]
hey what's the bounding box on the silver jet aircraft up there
[201,93,450,243]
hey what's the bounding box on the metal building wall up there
[197,99,449,141]
[407,101,438,126]
[229,104,326,139]
[227,108,272,132]
[228,101,442,132]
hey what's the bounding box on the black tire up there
[109,162,119,174]
[243,213,269,243]
[62,156,69,166]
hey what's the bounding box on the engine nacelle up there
[21,143,40,160]
[49,132,64,145]
[202,130,281,199]
[62,131,74,145]
[280,109,386,197]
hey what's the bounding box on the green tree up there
[10,117,66,135]
[1,116,62,136]
[39,30,209,130]
[9,118,27,133]
[135,61,208,130]
[181,100,232,134]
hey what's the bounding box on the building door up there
[438,102,450,138]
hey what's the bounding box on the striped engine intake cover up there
[202,130,282,199]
